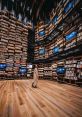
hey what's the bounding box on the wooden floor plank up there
[0,80,82,117]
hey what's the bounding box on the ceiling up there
[0,0,61,24]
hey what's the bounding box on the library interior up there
[0,0,82,117]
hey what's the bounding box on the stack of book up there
[77,23,82,44]
[48,42,54,56]
[52,63,57,80]
[38,46,45,59]
[65,59,77,80]
[45,45,49,59]
[34,46,39,60]
[35,21,46,41]
[44,66,52,79]
[56,0,63,24]
[38,64,44,78]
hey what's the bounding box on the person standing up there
[32,64,39,88]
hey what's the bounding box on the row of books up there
[65,59,77,80]
[38,64,52,79]
[37,57,82,82]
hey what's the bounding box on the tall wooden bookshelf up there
[0,10,28,78]
[34,0,82,86]
[34,0,81,60]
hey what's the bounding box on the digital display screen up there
[0,63,7,70]
[65,31,77,41]
[53,16,58,24]
[53,47,59,54]
[19,67,27,74]
[39,48,45,55]
[64,2,73,13]
[56,67,66,74]
[27,64,32,68]
[38,30,45,36]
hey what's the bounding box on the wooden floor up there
[0,80,82,117]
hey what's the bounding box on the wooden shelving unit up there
[51,63,57,80]
[65,58,77,84]
[34,0,82,86]
[34,0,82,60]
[0,10,28,78]
[44,64,52,79]
[38,64,44,79]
